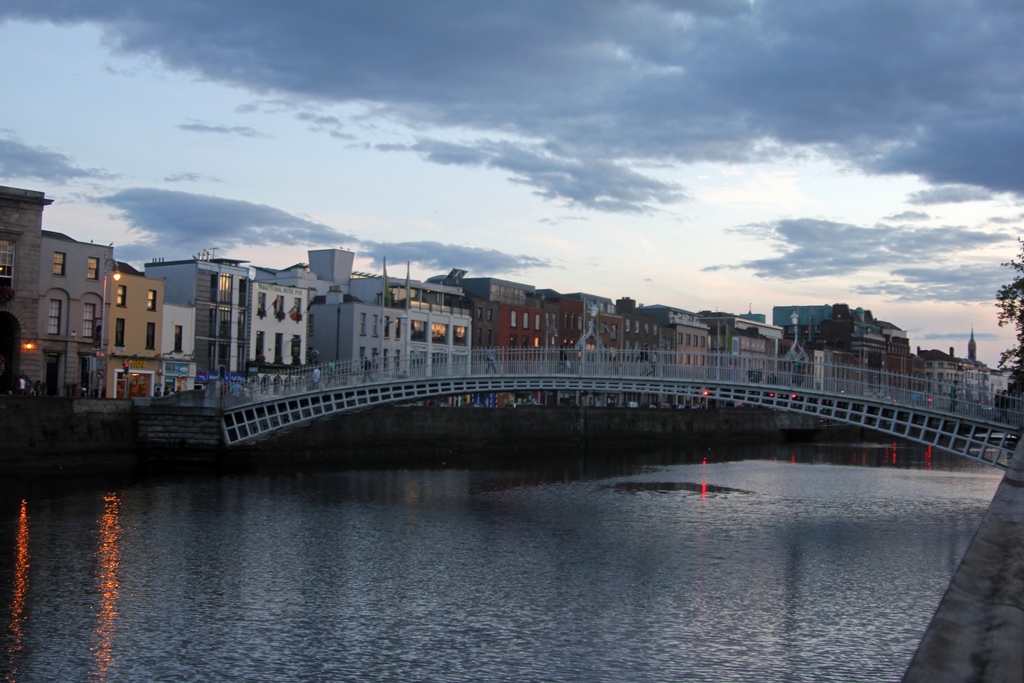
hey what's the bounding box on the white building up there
[250,280,308,365]
[160,303,196,393]
[311,271,472,373]
[145,253,250,379]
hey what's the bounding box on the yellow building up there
[103,262,164,398]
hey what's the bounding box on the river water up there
[0,440,1003,683]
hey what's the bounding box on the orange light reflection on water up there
[5,499,30,683]
[92,492,122,682]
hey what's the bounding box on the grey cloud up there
[163,172,221,183]
[399,139,684,213]
[360,241,551,275]
[0,136,110,183]
[706,218,1012,302]
[919,330,999,342]
[4,1,1023,205]
[906,185,995,206]
[853,264,1006,304]
[177,121,266,138]
[884,210,930,221]
[97,188,354,259]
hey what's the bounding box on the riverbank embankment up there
[0,397,825,472]
[902,440,1024,682]
[0,396,135,473]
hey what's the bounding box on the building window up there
[174,325,183,352]
[48,299,62,334]
[486,308,493,322]
[372,314,379,337]
[115,318,125,347]
[147,289,157,311]
[359,312,367,335]
[522,312,529,330]
[432,322,448,344]
[453,325,467,346]
[477,306,483,320]
[274,333,284,363]
[611,323,618,340]
[208,308,217,336]
[255,330,265,360]
[146,322,156,349]
[487,329,493,346]
[116,284,127,307]
[535,313,541,330]
[237,276,248,307]
[83,302,96,340]
[53,252,66,276]
[411,320,426,342]
[209,274,218,302]
[257,292,267,317]
[219,342,230,371]
[219,273,232,303]
[510,310,517,328]
[0,240,13,288]
[219,306,231,338]
[87,257,99,280]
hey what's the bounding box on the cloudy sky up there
[1,0,1021,365]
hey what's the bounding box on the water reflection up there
[5,499,29,683]
[607,481,754,496]
[91,492,122,681]
[0,442,1003,683]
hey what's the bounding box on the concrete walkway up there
[903,441,1024,681]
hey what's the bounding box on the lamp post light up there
[97,258,120,398]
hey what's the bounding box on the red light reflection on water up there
[5,499,30,683]
[92,493,122,682]
[925,446,933,470]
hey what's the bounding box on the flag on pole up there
[382,258,392,307]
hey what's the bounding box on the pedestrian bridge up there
[213,349,1021,469]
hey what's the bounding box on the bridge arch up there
[217,351,1020,469]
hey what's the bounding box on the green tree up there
[996,238,1024,386]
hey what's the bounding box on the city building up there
[104,262,165,398]
[250,280,308,366]
[145,253,250,383]
[38,230,115,396]
[463,277,539,350]
[160,303,197,394]
[0,185,50,393]
[308,263,471,375]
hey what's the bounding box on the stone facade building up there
[0,186,50,393]
[38,230,115,396]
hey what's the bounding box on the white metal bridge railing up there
[214,348,1022,466]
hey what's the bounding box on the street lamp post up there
[98,258,120,398]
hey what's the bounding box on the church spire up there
[968,327,977,362]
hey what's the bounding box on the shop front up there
[110,357,157,399]
[162,361,194,394]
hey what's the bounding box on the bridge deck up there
[200,349,1020,466]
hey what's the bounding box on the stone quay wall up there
[0,396,135,473]
[222,405,823,468]
[0,398,825,472]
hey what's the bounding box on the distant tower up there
[968,327,977,362]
